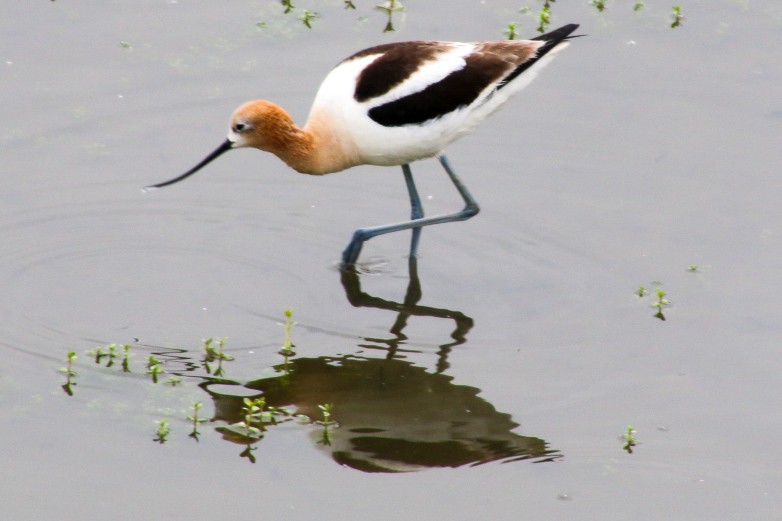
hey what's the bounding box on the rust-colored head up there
[145,100,304,189]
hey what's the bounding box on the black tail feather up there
[498,23,580,90]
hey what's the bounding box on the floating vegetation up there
[154,420,171,443]
[59,351,77,396]
[280,0,295,14]
[122,344,131,373]
[279,308,296,357]
[621,425,637,453]
[299,9,319,28]
[147,355,164,383]
[636,281,670,321]
[652,289,670,321]
[518,0,685,33]
[316,403,337,445]
[202,337,234,376]
[188,402,208,440]
[671,5,684,28]
[376,0,405,32]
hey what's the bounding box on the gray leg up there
[402,164,424,257]
[341,154,479,268]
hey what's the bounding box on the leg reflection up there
[340,256,474,373]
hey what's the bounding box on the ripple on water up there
[0,192,323,353]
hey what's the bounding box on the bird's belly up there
[352,117,468,166]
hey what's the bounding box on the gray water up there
[1,1,780,519]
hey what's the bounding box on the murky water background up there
[2,1,780,519]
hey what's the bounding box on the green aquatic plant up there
[652,289,670,321]
[121,344,131,373]
[505,22,519,40]
[622,425,637,453]
[59,351,78,395]
[537,1,552,33]
[280,0,294,14]
[687,264,699,272]
[376,0,404,32]
[344,0,356,8]
[86,345,105,364]
[60,351,77,377]
[202,337,234,376]
[633,1,645,11]
[154,420,171,443]
[105,343,119,368]
[590,0,607,12]
[147,355,164,383]
[636,281,670,320]
[188,402,208,440]
[299,9,318,28]
[280,308,296,356]
[671,5,684,28]
[316,403,335,427]
[316,404,337,445]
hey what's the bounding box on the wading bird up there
[147,24,579,268]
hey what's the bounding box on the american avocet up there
[148,23,579,268]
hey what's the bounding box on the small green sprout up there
[376,0,404,33]
[202,337,233,376]
[105,344,119,368]
[316,404,337,445]
[687,264,699,272]
[119,41,132,50]
[633,2,645,11]
[60,351,77,377]
[590,0,607,12]
[87,345,105,363]
[60,351,78,395]
[280,0,294,14]
[299,9,318,28]
[215,337,234,361]
[505,22,519,40]
[652,289,670,321]
[622,425,637,453]
[537,3,551,33]
[147,355,164,383]
[165,376,182,386]
[280,309,296,356]
[671,6,684,28]
[121,344,131,373]
[316,403,336,427]
[202,338,216,360]
[635,286,647,298]
[188,402,207,424]
[188,402,208,440]
[344,0,356,8]
[154,420,171,443]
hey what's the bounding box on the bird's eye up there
[234,122,248,133]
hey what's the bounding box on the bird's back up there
[305,24,579,167]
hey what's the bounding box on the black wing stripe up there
[368,52,510,127]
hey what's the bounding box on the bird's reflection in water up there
[202,257,560,472]
[341,257,472,373]
[254,355,559,472]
